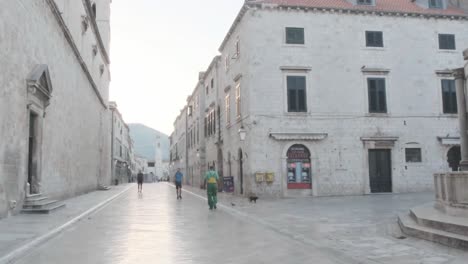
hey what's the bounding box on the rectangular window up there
[366,31,383,47]
[357,0,373,5]
[225,55,230,71]
[235,40,240,57]
[405,148,422,163]
[286,27,305,45]
[206,86,209,95]
[439,34,456,50]
[429,0,443,9]
[442,79,457,114]
[287,76,307,112]
[235,84,241,118]
[188,106,193,117]
[213,110,216,135]
[204,117,207,137]
[211,78,214,89]
[368,78,387,113]
[225,94,231,125]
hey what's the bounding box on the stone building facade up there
[109,102,133,185]
[0,0,111,218]
[170,0,468,197]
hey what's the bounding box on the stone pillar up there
[454,68,468,170]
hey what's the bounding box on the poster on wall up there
[223,176,234,193]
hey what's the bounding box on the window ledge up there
[283,44,306,48]
[363,47,386,51]
[284,112,310,116]
[438,50,458,54]
[366,113,390,117]
[442,113,458,117]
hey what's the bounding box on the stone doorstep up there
[20,203,65,214]
[23,199,60,209]
[398,213,468,250]
[23,196,48,204]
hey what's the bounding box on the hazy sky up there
[109,0,245,135]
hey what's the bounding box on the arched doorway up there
[287,144,312,189]
[238,148,244,195]
[447,146,461,171]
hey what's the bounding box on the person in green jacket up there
[204,165,219,210]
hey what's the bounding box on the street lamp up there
[238,125,247,141]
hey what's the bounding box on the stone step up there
[23,199,59,209]
[21,203,65,214]
[24,196,48,204]
[25,193,43,199]
[410,206,468,237]
[398,213,468,250]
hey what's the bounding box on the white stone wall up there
[233,8,468,196]
[0,0,111,218]
[171,4,468,197]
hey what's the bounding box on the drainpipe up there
[454,68,468,170]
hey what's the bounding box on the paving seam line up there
[168,183,375,264]
[0,184,134,264]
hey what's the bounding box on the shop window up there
[287,144,311,189]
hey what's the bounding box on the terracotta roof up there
[254,0,466,16]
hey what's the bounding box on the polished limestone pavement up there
[14,184,352,264]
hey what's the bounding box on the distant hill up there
[128,123,170,161]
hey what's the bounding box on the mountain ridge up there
[128,123,170,161]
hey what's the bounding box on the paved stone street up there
[10,184,468,264]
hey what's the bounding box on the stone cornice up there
[250,3,468,20]
[82,0,110,65]
[45,0,107,108]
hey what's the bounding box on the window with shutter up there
[366,31,383,47]
[442,79,457,114]
[235,84,241,118]
[429,0,443,9]
[439,34,455,50]
[286,27,305,44]
[367,78,387,113]
[357,0,373,5]
[287,76,307,112]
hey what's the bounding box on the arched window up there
[447,146,461,171]
[287,144,311,189]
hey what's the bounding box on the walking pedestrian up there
[204,165,219,210]
[137,170,144,193]
[175,168,183,199]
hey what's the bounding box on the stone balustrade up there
[434,172,468,217]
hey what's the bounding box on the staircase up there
[21,193,65,214]
[398,203,468,250]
